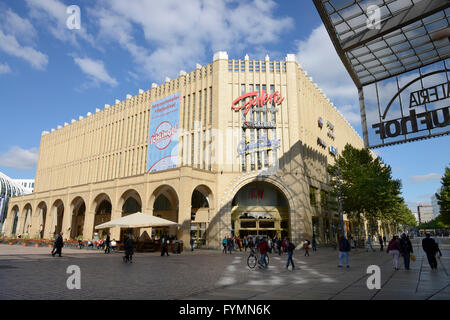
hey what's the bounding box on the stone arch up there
[150,185,179,239]
[69,196,86,239]
[220,174,299,242]
[190,184,214,247]
[50,199,65,238]
[36,201,47,239]
[118,189,142,217]
[21,203,33,236]
[92,193,112,238]
[10,205,20,236]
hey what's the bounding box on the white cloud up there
[0,9,37,43]
[0,63,11,74]
[73,57,118,87]
[296,24,357,102]
[0,146,39,171]
[409,173,441,183]
[90,0,293,81]
[25,0,94,46]
[0,29,48,70]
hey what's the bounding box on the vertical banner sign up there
[147,92,181,173]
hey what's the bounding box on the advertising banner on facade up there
[147,92,181,173]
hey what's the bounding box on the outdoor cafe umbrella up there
[94,212,179,229]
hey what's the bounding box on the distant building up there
[417,203,433,224]
[431,189,442,220]
[11,179,34,194]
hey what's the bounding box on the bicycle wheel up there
[247,254,257,269]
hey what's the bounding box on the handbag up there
[410,254,416,261]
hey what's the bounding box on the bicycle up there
[247,247,269,269]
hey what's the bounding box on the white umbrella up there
[94,212,179,229]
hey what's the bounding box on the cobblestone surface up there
[0,239,448,300]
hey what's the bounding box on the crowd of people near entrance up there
[48,230,444,272]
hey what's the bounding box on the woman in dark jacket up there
[124,236,134,263]
[399,233,413,270]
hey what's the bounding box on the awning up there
[94,212,179,229]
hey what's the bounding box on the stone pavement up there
[0,239,448,300]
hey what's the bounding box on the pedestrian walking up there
[366,236,375,252]
[312,236,317,252]
[383,235,387,247]
[161,238,170,256]
[277,238,282,255]
[422,233,438,269]
[286,238,295,270]
[378,235,384,251]
[104,234,111,254]
[52,232,64,257]
[387,236,401,270]
[399,233,413,270]
[124,236,134,262]
[257,238,269,268]
[227,237,233,254]
[338,235,351,268]
[303,240,310,256]
[222,237,227,253]
[190,237,194,252]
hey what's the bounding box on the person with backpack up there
[286,238,295,270]
[338,235,351,268]
[399,233,413,270]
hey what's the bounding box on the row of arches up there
[8,184,213,242]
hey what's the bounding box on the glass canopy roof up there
[314,0,450,87]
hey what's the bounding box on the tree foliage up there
[435,166,450,225]
[328,144,409,233]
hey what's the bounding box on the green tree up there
[436,166,450,225]
[328,144,403,237]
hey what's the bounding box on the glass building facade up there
[0,172,28,235]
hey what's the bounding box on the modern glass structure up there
[0,172,29,235]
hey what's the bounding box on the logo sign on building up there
[147,92,180,173]
[363,59,450,148]
[232,90,284,115]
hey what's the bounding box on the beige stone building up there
[4,52,365,248]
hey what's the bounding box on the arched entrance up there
[191,185,212,247]
[22,204,32,236]
[11,206,19,236]
[92,194,112,240]
[151,185,179,239]
[119,190,142,241]
[70,197,85,239]
[231,181,289,239]
[37,202,47,239]
[51,200,64,238]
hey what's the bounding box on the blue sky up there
[0,0,448,214]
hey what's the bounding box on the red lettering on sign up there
[232,90,284,115]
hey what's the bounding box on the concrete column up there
[84,211,95,240]
[110,208,122,240]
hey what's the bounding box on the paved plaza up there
[0,239,448,300]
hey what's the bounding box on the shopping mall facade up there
[4,52,365,248]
